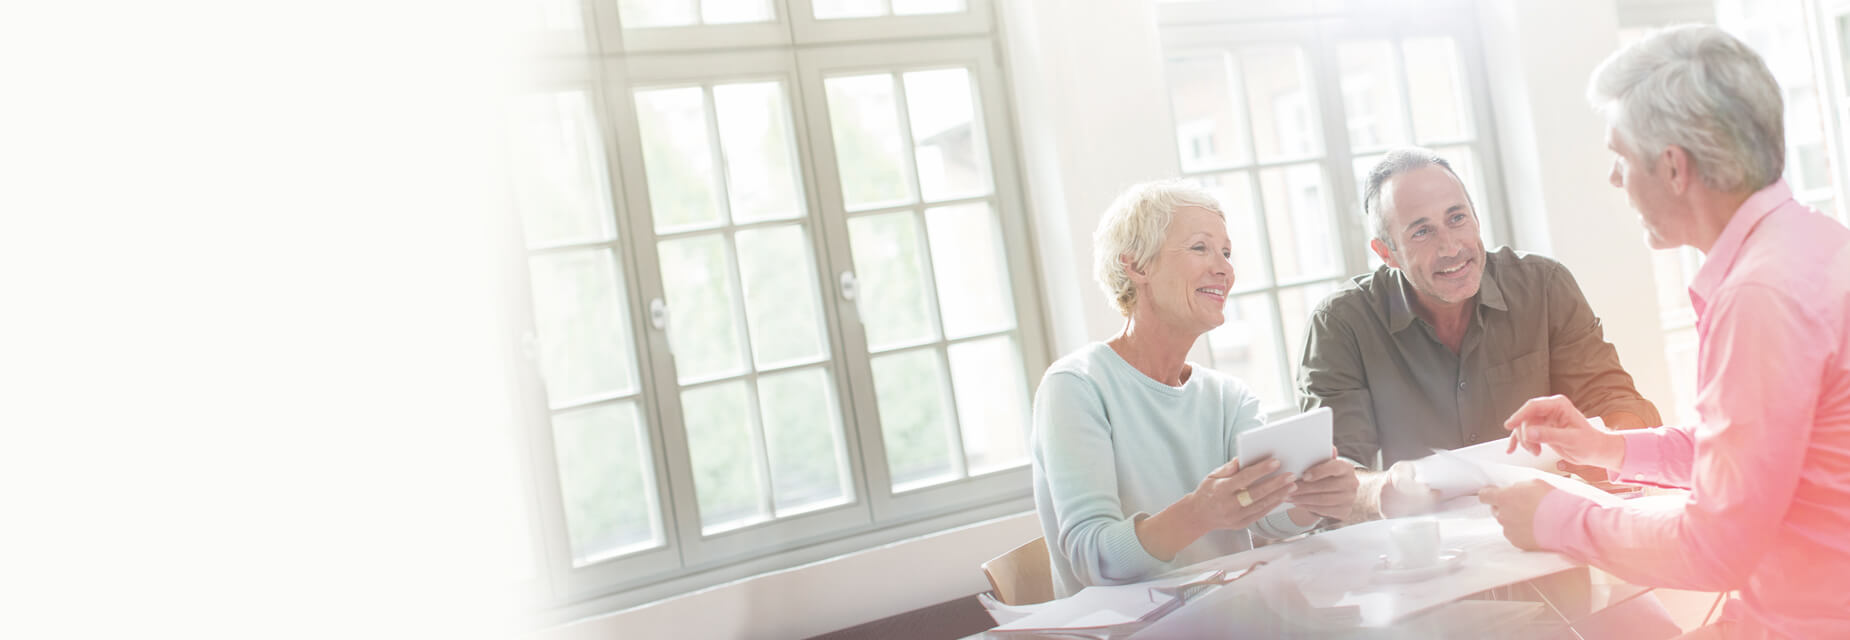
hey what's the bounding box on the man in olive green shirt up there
[1299,147,1661,519]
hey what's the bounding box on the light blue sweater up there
[1031,342,1311,597]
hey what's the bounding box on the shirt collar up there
[1376,253,1504,333]
[1690,179,1792,309]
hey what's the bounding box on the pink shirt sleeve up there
[1530,283,1825,591]
[1601,426,1697,489]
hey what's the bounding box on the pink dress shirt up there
[1532,180,1850,639]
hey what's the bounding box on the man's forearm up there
[1601,410,1649,430]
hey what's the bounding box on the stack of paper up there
[987,567,1254,637]
[1410,420,1624,508]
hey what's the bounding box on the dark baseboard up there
[809,593,996,640]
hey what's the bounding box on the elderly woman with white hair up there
[1030,181,1360,598]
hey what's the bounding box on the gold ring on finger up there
[1236,489,1254,507]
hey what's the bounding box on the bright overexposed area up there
[10,0,1850,638]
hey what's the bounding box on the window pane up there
[636,87,726,232]
[1243,46,1320,161]
[848,211,939,350]
[658,234,750,382]
[925,202,1014,339]
[904,68,991,202]
[1403,37,1471,143]
[1260,163,1340,281]
[1185,171,1269,290]
[528,250,638,406]
[1278,280,1339,381]
[758,367,852,513]
[700,0,773,24]
[735,224,829,368]
[893,0,964,16]
[684,381,769,533]
[1651,249,1693,317]
[1337,41,1409,151]
[1165,52,1252,171]
[813,0,885,20]
[713,82,805,224]
[1786,86,1830,192]
[619,0,697,28]
[1431,145,1494,247]
[825,74,915,211]
[1353,153,1382,202]
[551,402,661,566]
[947,336,1030,475]
[1664,326,1701,425]
[1206,293,1286,409]
[872,348,958,490]
[506,91,615,248]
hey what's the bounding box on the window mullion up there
[887,71,971,480]
[1308,22,1371,277]
[888,73,928,213]
[790,51,894,521]
[600,63,706,580]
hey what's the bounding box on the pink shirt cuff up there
[1531,488,1592,553]
[1613,429,1673,487]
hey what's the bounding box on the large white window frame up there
[1804,0,1850,227]
[1156,2,1515,416]
[505,0,1049,616]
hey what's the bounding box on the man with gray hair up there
[1481,25,1850,638]
[1297,146,1660,519]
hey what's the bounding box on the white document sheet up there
[1411,417,1601,500]
[1143,501,1583,631]
[988,570,1220,635]
[1417,446,1622,508]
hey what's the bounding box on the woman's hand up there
[1185,457,1297,531]
[1504,395,1626,470]
[1287,448,1360,522]
[1135,457,1295,561]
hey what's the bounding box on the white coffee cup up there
[1388,517,1441,569]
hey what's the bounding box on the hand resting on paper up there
[1478,479,1552,550]
[1503,395,1627,472]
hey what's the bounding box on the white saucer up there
[1372,549,1466,583]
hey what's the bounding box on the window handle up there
[838,271,858,301]
[649,297,668,330]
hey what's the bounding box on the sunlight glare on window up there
[552,403,663,566]
[825,74,916,210]
[903,68,990,202]
[636,87,727,232]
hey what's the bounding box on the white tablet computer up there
[1235,406,1333,507]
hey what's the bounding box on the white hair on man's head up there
[1587,24,1784,193]
[1361,147,1468,250]
[1093,180,1225,316]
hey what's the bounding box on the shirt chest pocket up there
[1485,349,1550,394]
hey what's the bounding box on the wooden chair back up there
[981,537,1054,606]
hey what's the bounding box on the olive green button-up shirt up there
[1296,247,1661,468]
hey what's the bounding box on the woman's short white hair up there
[1093,180,1225,316]
[1587,24,1784,193]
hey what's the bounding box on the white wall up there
[1478,0,1675,415]
[1005,0,1184,355]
